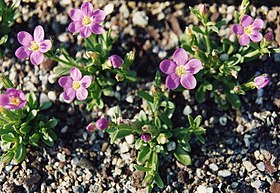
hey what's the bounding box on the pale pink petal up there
[76,87,88,100]
[39,40,52,53]
[252,18,264,30]
[166,73,180,90]
[232,24,244,35]
[17,32,33,46]
[159,59,176,75]
[80,76,92,88]
[239,34,250,46]
[180,75,197,89]
[80,26,92,38]
[92,10,106,23]
[58,76,73,89]
[241,15,253,27]
[68,21,83,33]
[30,51,44,65]
[81,2,94,17]
[185,59,203,75]
[250,31,263,42]
[70,67,82,81]
[33,25,44,43]
[15,46,31,59]
[90,24,103,35]
[63,88,76,101]
[173,48,189,66]
[69,8,84,21]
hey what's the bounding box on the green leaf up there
[134,164,150,172]
[137,90,154,103]
[25,110,38,122]
[0,34,8,45]
[19,125,31,134]
[26,92,38,109]
[39,102,52,110]
[196,134,205,144]
[46,119,58,129]
[174,146,192,166]
[1,133,16,142]
[139,110,148,122]
[110,129,118,143]
[155,71,161,87]
[192,26,204,34]
[195,85,206,103]
[135,138,143,150]
[194,115,202,128]
[0,151,14,166]
[137,145,152,164]
[14,144,26,163]
[115,128,134,139]
[154,173,164,188]
[159,113,172,128]
[29,133,41,146]
[226,93,241,109]
[187,115,194,126]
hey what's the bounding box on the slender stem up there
[204,26,212,53]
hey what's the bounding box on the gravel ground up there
[0,1,280,193]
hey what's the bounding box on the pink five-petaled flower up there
[15,25,52,65]
[96,118,109,130]
[232,15,264,46]
[0,88,26,110]
[109,55,124,68]
[160,48,203,90]
[68,2,105,38]
[58,67,91,102]
[254,74,270,89]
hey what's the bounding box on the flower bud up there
[117,117,124,125]
[141,125,151,132]
[141,133,151,142]
[199,4,207,15]
[96,118,110,130]
[86,123,96,132]
[264,31,273,42]
[157,133,168,144]
[115,73,124,82]
[253,74,270,89]
[109,55,124,68]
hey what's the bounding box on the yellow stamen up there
[10,96,20,106]
[82,16,92,26]
[72,81,81,90]
[244,25,253,36]
[29,41,40,51]
[175,65,186,77]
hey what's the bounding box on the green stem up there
[204,26,211,53]
[243,49,259,58]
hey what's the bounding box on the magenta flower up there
[0,88,26,110]
[86,123,96,132]
[109,55,124,68]
[15,25,52,65]
[68,2,105,38]
[141,133,151,142]
[96,118,109,130]
[160,48,202,90]
[264,31,273,42]
[254,74,269,89]
[232,15,264,46]
[58,67,91,102]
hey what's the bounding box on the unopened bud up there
[141,133,152,142]
[199,4,207,15]
[264,31,273,42]
[157,133,168,144]
[86,123,96,132]
[115,73,124,82]
[191,45,199,52]
[142,125,151,132]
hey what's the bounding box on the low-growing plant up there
[0,75,57,168]
[87,72,205,192]
[159,0,280,109]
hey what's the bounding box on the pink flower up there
[141,133,151,142]
[109,55,124,68]
[264,31,273,42]
[96,118,109,130]
[160,48,202,90]
[68,2,105,38]
[0,88,26,110]
[232,15,264,46]
[15,25,52,65]
[254,74,270,89]
[199,4,207,15]
[86,123,96,132]
[58,67,91,102]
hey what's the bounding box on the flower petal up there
[76,87,88,100]
[58,76,73,89]
[238,34,250,46]
[15,46,31,59]
[241,15,253,27]
[109,55,124,68]
[63,88,76,101]
[180,75,197,89]
[232,24,244,35]
[0,94,9,107]
[159,59,176,75]
[252,18,264,30]
[166,73,180,90]
[68,21,83,33]
[185,59,203,75]
[80,26,92,38]
[81,2,94,17]
[69,8,84,21]
[17,31,33,46]
[92,10,106,23]
[70,67,82,81]
[40,40,52,53]
[33,25,44,43]
[30,51,44,65]
[250,31,263,42]
[90,24,104,35]
[80,76,92,88]
[173,48,189,66]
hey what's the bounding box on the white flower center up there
[82,16,92,26]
